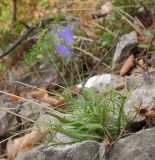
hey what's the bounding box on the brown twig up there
[18,21,30,29]
[0,17,65,59]
[12,0,17,23]
[0,27,34,59]
[145,37,154,76]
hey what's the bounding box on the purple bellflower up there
[55,44,72,57]
[55,25,74,57]
[58,25,75,45]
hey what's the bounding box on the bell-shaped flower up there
[58,25,74,45]
[55,44,72,57]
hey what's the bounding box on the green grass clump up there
[48,89,128,145]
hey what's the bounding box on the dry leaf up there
[80,13,96,39]
[41,94,64,107]
[120,54,134,76]
[49,0,58,6]
[7,127,48,160]
[29,88,47,99]
[140,108,155,117]
[115,82,125,90]
[11,95,19,102]
[137,36,149,43]
[138,59,147,69]
[10,90,19,102]
[139,107,155,127]
[103,137,110,147]
[80,13,93,28]
[29,89,64,107]
[72,86,79,95]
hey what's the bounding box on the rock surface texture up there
[15,124,155,160]
[112,31,137,68]
[0,95,18,136]
[77,74,124,93]
[16,140,101,160]
[124,83,155,121]
[106,128,155,160]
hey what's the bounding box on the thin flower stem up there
[74,46,108,67]
[78,39,118,93]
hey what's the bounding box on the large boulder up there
[16,140,101,160]
[106,128,155,160]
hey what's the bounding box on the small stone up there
[112,31,137,69]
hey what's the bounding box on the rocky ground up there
[0,1,155,160]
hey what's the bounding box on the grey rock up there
[16,146,45,160]
[78,73,145,94]
[125,75,143,89]
[101,74,124,91]
[149,54,155,67]
[18,100,52,123]
[78,74,124,93]
[0,95,18,136]
[106,128,155,160]
[19,101,73,144]
[112,31,137,68]
[16,140,102,160]
[34,113,73,146]
[8,62,58,93]
[124,83,155,121]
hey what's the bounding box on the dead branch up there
[0,17,65,59]
[0,27,34,59]
[12,0,17,23]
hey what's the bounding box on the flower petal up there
[55,44,72,57]
[58,26,74,45]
